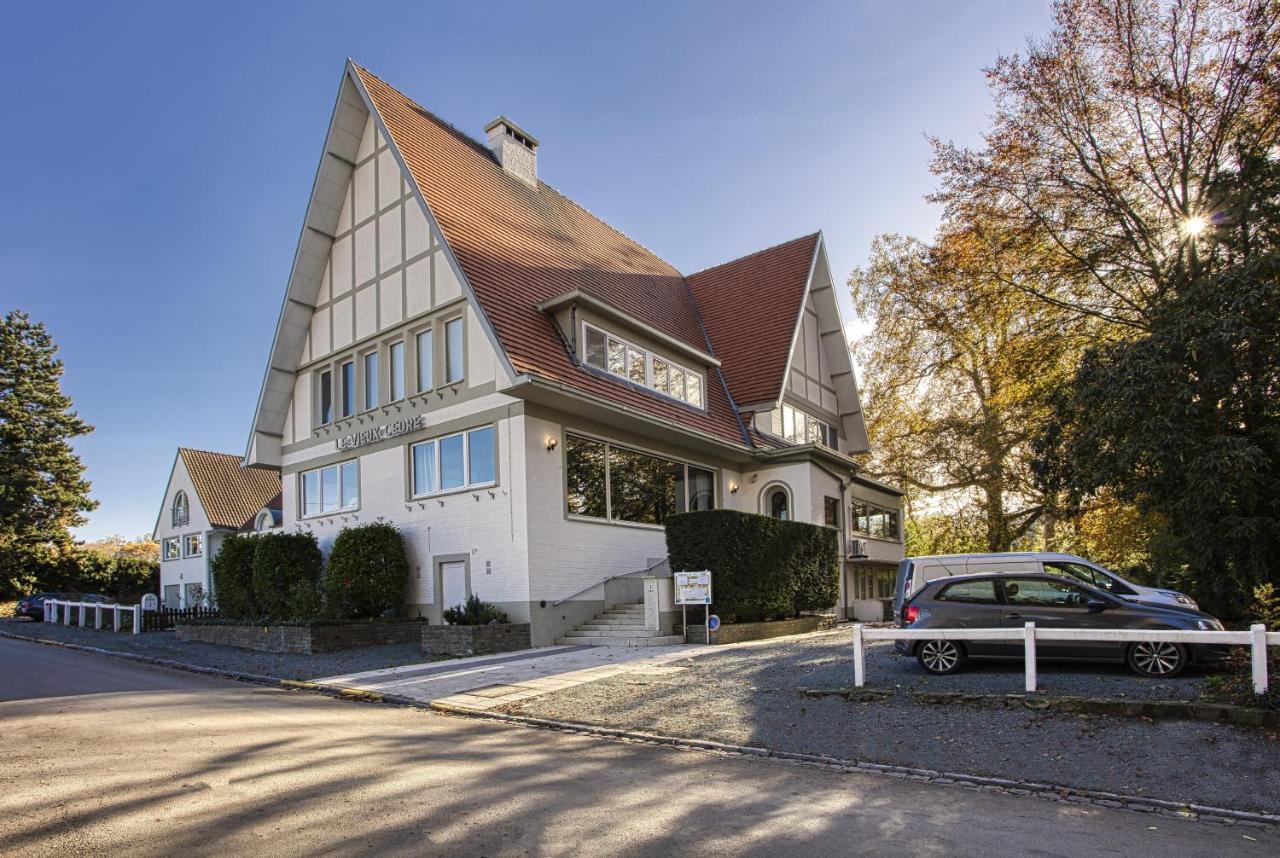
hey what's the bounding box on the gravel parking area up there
[0,618,432,680]
[507,629,1280,814]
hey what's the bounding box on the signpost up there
[674,570,713,644]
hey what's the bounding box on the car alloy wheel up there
[917,640,964,675]
[1127,641,1187,677]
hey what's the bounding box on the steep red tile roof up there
[687,234,819,407]
[179,449,281,531]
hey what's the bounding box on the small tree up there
[252,532,322,621]
[323,522,409,619]
[212,534,260,618]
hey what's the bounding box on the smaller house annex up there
[153,448,281,608]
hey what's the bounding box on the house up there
[153,448,282,608]
[240,60,904,644]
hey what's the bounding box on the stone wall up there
[423,623,531,657]
[684,615,836,645]
[175,620,425,654]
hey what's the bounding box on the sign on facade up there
[336,415,426,451]
[674,571,712,605]
[140,593,159,612]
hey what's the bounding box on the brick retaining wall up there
[175,620,426,654]
[423,623,531,657]
[684,615,837,645]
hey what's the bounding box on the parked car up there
[892,552,1197,622]
[15,592,116,621]
[894,572,1228,678]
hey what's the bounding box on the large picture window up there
[565,433,715,525]
[301,460,359,517]
[581,323,705,408]
[410,425,495,497]
[851,499,900,540]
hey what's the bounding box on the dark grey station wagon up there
[895,573,1227,678]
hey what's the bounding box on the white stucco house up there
[153,448,282,608]
[228,60,903,643]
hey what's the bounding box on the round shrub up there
[252,532,322,621]
[211,534,259,618]
[322,522,409,619]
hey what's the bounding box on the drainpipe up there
[812,459,850,620]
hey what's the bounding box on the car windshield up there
[1042,561,1135,596]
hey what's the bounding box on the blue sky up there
[0,1,1051,540]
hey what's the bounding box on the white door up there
[440,561,468,617]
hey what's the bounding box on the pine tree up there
[0,311,96,596]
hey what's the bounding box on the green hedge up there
[211,534,259,619]
[664,510,839,623]
[251,532,322,622]
[323,522,409,619]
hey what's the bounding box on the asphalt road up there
[0,637,1272,857]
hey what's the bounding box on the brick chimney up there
[484,116,538,186]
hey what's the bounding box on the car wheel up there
[1126,641,1187,678]
[916,640,965,675]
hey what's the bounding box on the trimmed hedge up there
[323,522,409,619]
[211,533,259,618]
[664,509,839,623]
[251,532,323,622]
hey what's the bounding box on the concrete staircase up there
[556,603,684,647]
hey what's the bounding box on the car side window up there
[1002,578,1091,608]
[1043,561,1136,596]
[936,579,998,604]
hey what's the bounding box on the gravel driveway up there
[506,629,1280,814]
[0,618,431,680]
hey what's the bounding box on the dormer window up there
[768,403,836,449]
[582,323,704,408]
[171,491,189,527]
[254,509,277,532]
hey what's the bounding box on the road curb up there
[426,700,1280,830]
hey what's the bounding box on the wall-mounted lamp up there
[729,482,739,494]
[546,437,559,451]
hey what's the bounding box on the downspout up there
[813,458,850,620]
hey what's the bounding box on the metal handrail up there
[551,557,669,607]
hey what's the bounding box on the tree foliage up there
[0,311,96,597]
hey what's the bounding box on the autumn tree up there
[0,311,96,597]
[850,226,1089,552]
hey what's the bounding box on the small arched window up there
[172,491,189,527]
[254,510,275,532]
[767,487,790,521]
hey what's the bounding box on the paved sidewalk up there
[314,642,713,708]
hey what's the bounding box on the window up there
[444,318,464,384]
[416,329,433,392]
[937,579,998,604]
[768,487,790,521]
[1043,561,1135,596]
[300,460,360,516]
[851,499,900,540]
[389,341,405,401]
[162,537,180,561]
[183,533,202,557]
[851,565,896,600]
[410,426,496,497]
[339,360,355,418]
[565,434,715,524]
[319,370,333,425]
[362,351,379,411]
[580,323,705,408]
[824,496,840,528]
[1003,577,1090,608]
[768,403,835,449]
[171,491,188,527]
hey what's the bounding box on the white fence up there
[43,599,141,635]
[852,623,1278,694]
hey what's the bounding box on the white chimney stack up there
[485,116,538,186]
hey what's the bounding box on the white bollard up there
[133,604,141,635]
[853,623,865,687]
[1251,624,1269,695]
[63,602,72,625]
[113,605,122,633]
[1024,622,1038,693]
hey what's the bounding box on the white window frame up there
[580,322,706,409]
[162,537,180,561]
[182,533,203,558]
[444,317,465,385]
[299,460,360,518]
[388,340,406,402]
[769,402,835,449]
[415,327,434,393]
[410,425,496,499]
[339,359,355,419]
[361,349,379,412]
[318,368,334,426]
[171,491,189,527]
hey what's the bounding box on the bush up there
[251,532,322,621]
[664,510,839,623]
[212,534,259,618]
[323,522,409,619]
[1252,583,1280,631]
[442,594,509,625]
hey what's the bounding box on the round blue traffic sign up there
[707,614,721,631]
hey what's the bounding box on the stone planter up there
[683,614,836,645]
[175,619,426,654]
[423,623,531,657]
